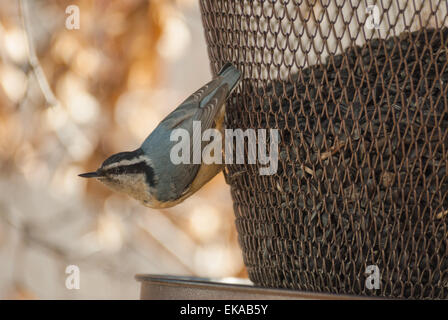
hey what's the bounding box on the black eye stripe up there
[108,164,143,174]
[105,162,155,187]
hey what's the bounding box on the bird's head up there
[79,148,157,206]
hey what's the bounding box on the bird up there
[79,62,241,208]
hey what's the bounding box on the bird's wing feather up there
[142,64,240,202]
[142,77,230,202]
[161,77,228,131]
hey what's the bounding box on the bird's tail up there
[218,62,241,94]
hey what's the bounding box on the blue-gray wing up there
[141,76,234,202]
[161,62,241,132]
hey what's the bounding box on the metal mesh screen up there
[199,0,448,299]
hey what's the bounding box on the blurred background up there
[0,0,245,299]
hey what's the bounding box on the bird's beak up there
[79,171,101,178]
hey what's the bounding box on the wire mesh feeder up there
[199,1,448,299]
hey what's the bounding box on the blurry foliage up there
[0,0,245,299]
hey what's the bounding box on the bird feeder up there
[199,0,448,299]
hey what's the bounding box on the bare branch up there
[19,0,60,108]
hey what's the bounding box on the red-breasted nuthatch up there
[79,63,241,208]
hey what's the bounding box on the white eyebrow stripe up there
[102,155,153,171]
